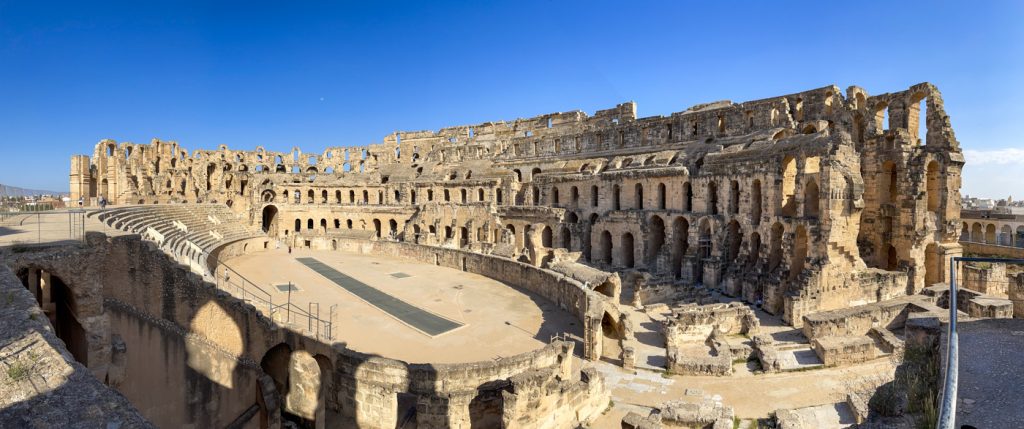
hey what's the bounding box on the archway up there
[601,312,623,361]
[647,216,665,266]
[985,224,996,244]
[671,217,689,279]
[707,181,719,215]
[926,161,941,213]
[697,219,713,283]
[886,245,899,271]
[768,223,784,271]
[261,343,293,422]
[803,179,820,218]
[560,226,571,250]
[541,226,553,248]
[729,180,740,214]
[600,231,613,265]
[683,182,692,212]
[622,233,635,268]
[726,220,742,266]
[262,205,279,235]
[780,156,797,216]
[751,179,762,225]
[748,232,761,268]
[790,226,808,280]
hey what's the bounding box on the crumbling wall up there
[5,234,609,429]
[71,82,965,329]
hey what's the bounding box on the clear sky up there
[1,1,1022,197]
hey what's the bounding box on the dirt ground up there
[223,247,582,363]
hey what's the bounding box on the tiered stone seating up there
[90,204,267,274]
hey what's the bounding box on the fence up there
[215,261,335,341]
[0,210,86,245]
[938,256,1024,429]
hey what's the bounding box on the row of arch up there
[268,187,497,206]
[961,222,1024,248]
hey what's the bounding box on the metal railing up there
[0,209,86,244]
[215,262,335,341]
[938,256,1024,428]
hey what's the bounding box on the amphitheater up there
[0,82,990,428]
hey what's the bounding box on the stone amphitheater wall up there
[4,233,604,428]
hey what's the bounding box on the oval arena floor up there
[223,247,582,363]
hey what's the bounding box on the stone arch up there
[683,182,692,212]
[373,219,382,238]
[262,205,278,235]
[707,181,718,215]
[1001,225,1013,246]
[729,180,740,214]
[542,226,553,248]
[747,231,761,268]
[780,155,797,216]
[768,223,784,270]
[1017,226,1024,248]
[600,311,623,361]
[671,217,689,279]
[790,226,808,280]
[751,179,762,225]
[971,222,982,242]
[647,215,665,266]
[612,185,621,210]
[551,186,560,206]
[260,343,293,414]
[985,224,996,244]
[726,220,742,265]
[635,183,644,209]
[600,230,613,265]
[560,226,571,250]
[622,233,635,268]
[803,178,820,218]
[657,182,666,210]
[926,160,941,213]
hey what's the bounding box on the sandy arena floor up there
[223,247,582,363]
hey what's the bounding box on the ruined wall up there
[71,82,964,327]
[321,238,611,360]
[0,264,152,428]
[5,234,607,429]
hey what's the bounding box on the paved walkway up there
[955,318,1024,428]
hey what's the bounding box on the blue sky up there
[1,1,1022,198]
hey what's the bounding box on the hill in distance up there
[0,183,67,198]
